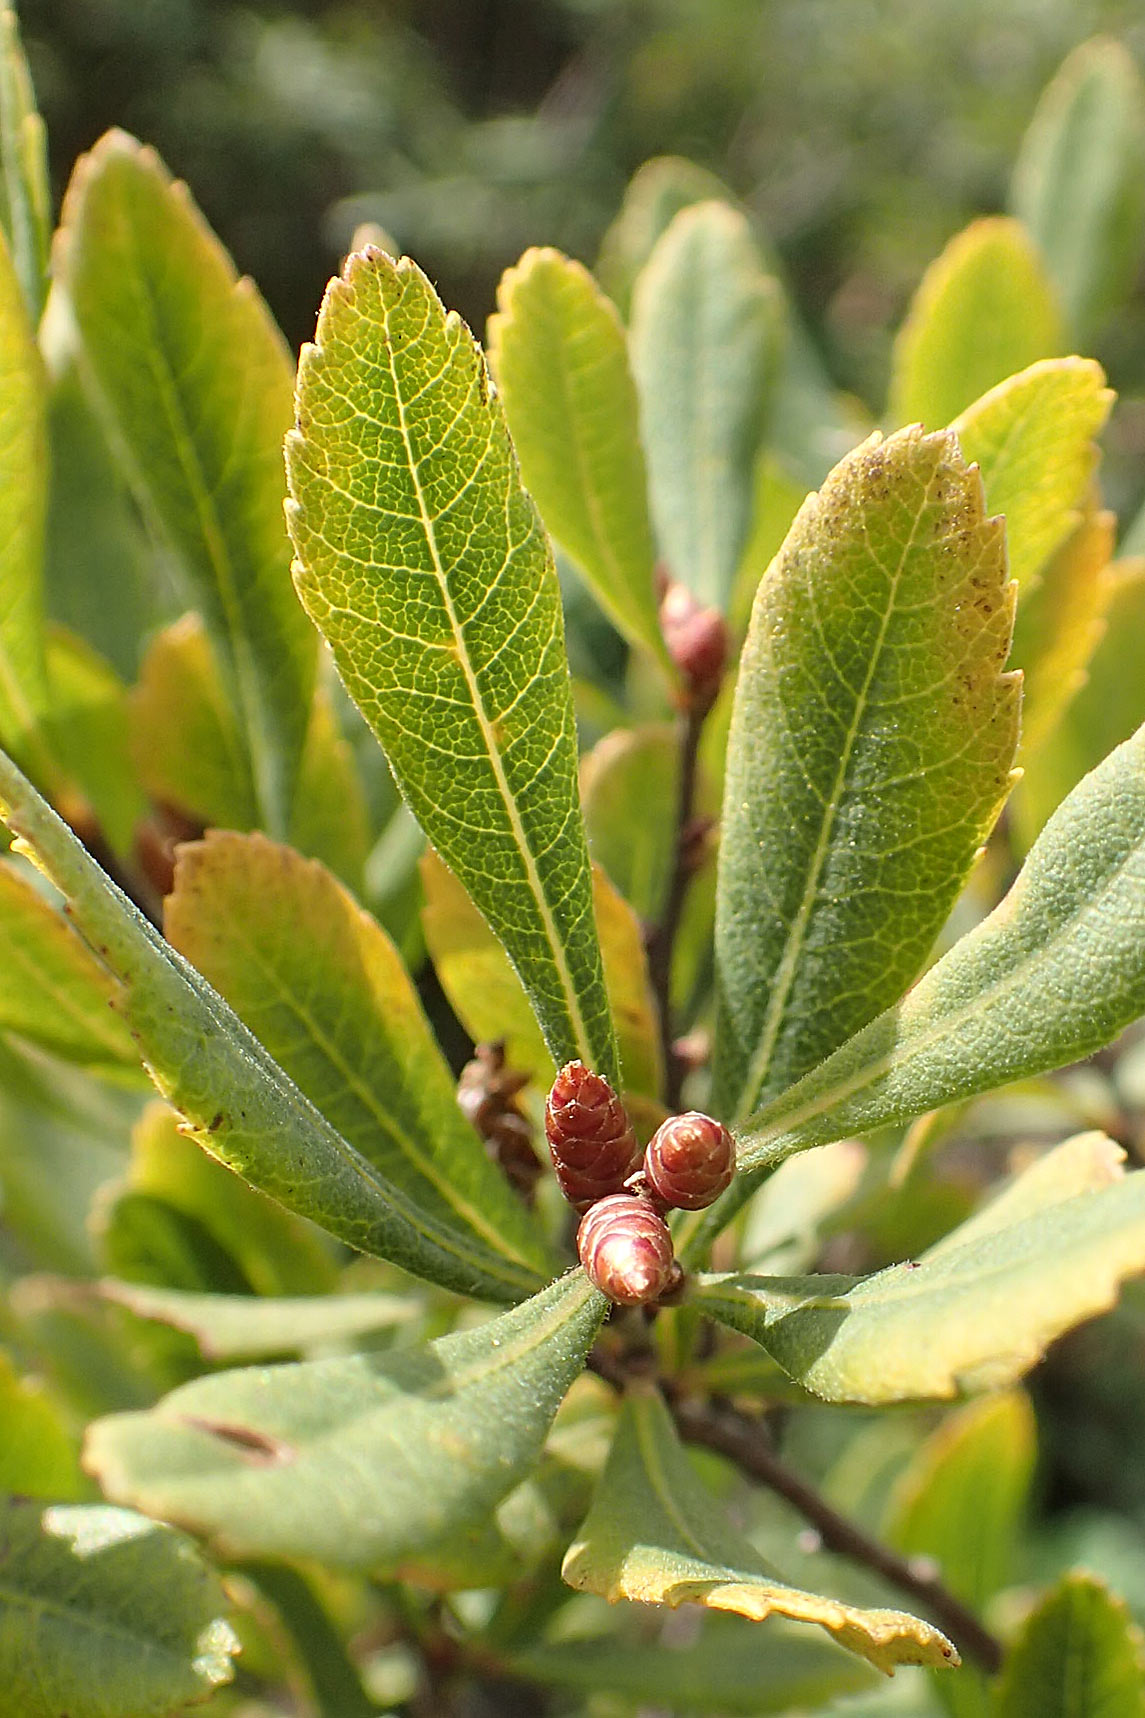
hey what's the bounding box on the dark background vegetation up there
[22,0,1145,406]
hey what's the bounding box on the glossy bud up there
[644,1111,735,1210]
[545,1061,641,1211]
[577,1194,678,1306]
[659,581,728,712]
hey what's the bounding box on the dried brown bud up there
[577,1193,678,1305]
[644,1111,735,1210]
[457,1042,542,1203]
[659,581,729,712]
[544,1061,641,1211]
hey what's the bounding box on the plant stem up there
[242,1560,378,1717]
[669,1394,1004,1675]
[646,701,706,1109]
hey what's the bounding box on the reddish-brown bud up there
[659,581,728,712]
[577,1193,678,1305]
[545,1061,641,1211]
[644,1111,735,1210]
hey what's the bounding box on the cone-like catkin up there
[577,1193,678,1305]
[644,1111,735,1210]
[544,1061,641,1211]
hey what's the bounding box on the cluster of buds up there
[545,1061,735,1306]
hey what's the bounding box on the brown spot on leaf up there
[179,1416,295,1466]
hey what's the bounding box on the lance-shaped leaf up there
[0,748,543,1301]
[0,1350,85,1498]
[888,218,1061,430]
[0,220,49,774]
[0,859,140,1073]
[582,724,679,921]
[1009,504,1114,762]
[57,130,315,835]
[952,358,1112,597]
[165,831,552,1286]
[421,849,662,1099]
[488,248,670,674]
[693,1145,1145,1403]
[94,1280,417,1361]
[730,722,1145,1176]
[993,1574,1145,1718]
[0,1497,239,1718]
[1012,38,1145,343]
[0,7,50,322]
[287,248,616,1084]
[711,425,1020,1124]
[630,201,784,609]
[86,1270,604,1567]
[563,1391,957,1675]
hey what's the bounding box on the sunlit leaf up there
[94,1279,417,1361]
[86,1271,605,1567]
[993,1573,1145,1718]
[287,247,616,1084]
[563,1390,958,1675]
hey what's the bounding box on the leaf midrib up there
[733,455,938,1122]
[743,825,1145,1160]
[380,277,598,1072]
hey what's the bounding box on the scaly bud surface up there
[659,581,729,713]
[545,1060,641,1211]
[644,1111,735,1210]
[577,1193,678,1305]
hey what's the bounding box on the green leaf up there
[46,626,147,858]
[126,1101,337,1299]
[58,130,315,835]
[694,1143,1145,1403]
[0,748,539,1301]
[951,358,1112,597]
[630,201,784,609]
[95,1280,417,1360]
[0,1495,239,1718]
[0,7,49,323]
[563,1390,958,1675]
[1016,564,1145,842]
[517,1613,876,1714]
[96,1188,255,1295]
[287,247,616,1085]
[421,847,662,1100]
[888,219,1061,430]
[0,218,48,775]
[888,1392,1034,1608]
[582,723,678,922]
[888,1394,1036,1718]
[731,722,1145,1175]
[992,1574,1145,1718]
[712,425,1020,1125]
[165,830,552,1290]
[86,1270,605,1567]
[1010,506,1114,763]
[1012,38,1145,343]
[488,247,670,674]
[0,857,140,1072]
[596,155,733,313]
[0,1350,85,1498]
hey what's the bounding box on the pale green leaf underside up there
[86,1271,605,1568]
[993,1574,1145,1718]
[695,1146,1145,1402]
[563,1391,957,1675]
[95,1279,418,1360]
[888,216,1061,430]
[0,1496,238,1718]
[712,425,1019,1125]
[58,129,315,835]
[165,831,552,1287]
[0,747,544,1302]
[630,200,783,608]
[287,248,616,1084]
[952,357,1112,596]
[1012,37,1145,342]
[732,720,1145,1176]
[488,246,670,673]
